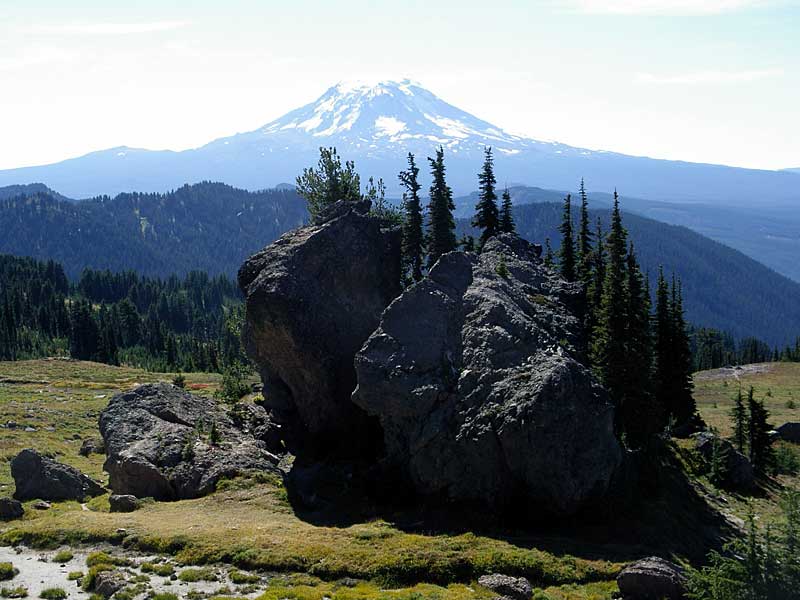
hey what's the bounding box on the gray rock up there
[109,494,139,513]
[239,207,401,456]
[99,384,281,500]
[93,570,127,598]
[79,437,106,457]
[617,556,687,600]
[11,448,106,501]
[353,235,622,515]
[310,198,372,225]
[0,497,24,520]
[477,574,532,600]
[694,431,754,490]
[31,500,51,510]
[777,422,800,443]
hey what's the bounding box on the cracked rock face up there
[99,383,281,500]
[238,202,401,457]
[353,234,622,515]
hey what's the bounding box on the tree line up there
[0,254,246,372]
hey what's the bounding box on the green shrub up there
[178,568,217,583]
[66,572,83,581]
[787,398,796,409]
[39,589,67,600]
[150,594,179,600]
[0,587,27,598]
[0,565,16,582]
[774,444,800,475]
[215,361,251,404]
[495,258,509,279]
[229,569,260,585]
[86,552,130,568]
[52,551,73,564]
[140,562,174,577]
[172,374,186,388]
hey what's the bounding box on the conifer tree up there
[296,147,361,218]
[577,178,593,284]
[621,243,659,443]
[731,385,747,453]
[499,187,515,234]
[558,194,576,281]
[543,238,555,269]
[472,146,500,247]
[399,153,424,283]
[747,386,774,473]
[426,147,457,268]
[653,268,673,424]
[671,277,697,424]
[586,217,606,335]
[591,191,629,414]
[459,235,476,253]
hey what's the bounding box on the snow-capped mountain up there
[0,79,797,207]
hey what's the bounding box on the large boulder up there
[239,201,401,456]
[617,556,687,600]
[353,235,622,515]
[693,431,754,490]
[99,383,281,500]
[777,422,800,443]
[11,448,106,501]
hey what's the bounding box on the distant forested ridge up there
[0,182,306,278]
[0,253,244,372]
[2,181,799,346]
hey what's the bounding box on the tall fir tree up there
[653,267,673,426]
[426,147,457,268]
[558,194,576,282]
[586,217,606,337]
[398,152,424,283]
[472,146,501,247]
[731,385,747,453]
[591,191,629,417]
[671,277,697,424]
[621,243,660,444]
[577,178,593,284]
[499,187,515,234]
[747,386,774,473]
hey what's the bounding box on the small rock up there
[93,570,126,597]
[79,437,106,457]
[477,574,532,600]
[617,556,687,600]
[32,500,51,510]
[109,494,140,513]
[0,497,24,520]
[5,422,17,429]
[24,427,36,432]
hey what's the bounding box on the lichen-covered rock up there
[693,431,754,491]
[353,235,622,515]
[99,384,281,500]
[617,556,687,599]
[239,203,401,456]
[477,573,532,600]
[11,448,106,501]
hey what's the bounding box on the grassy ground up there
[0,359,221,490]
[690,361,800,531]
[693,362,800,436]
[0,359,621,600]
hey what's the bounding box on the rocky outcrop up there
[477,574,532,600]
[777,422,800,443]
[617,556,687,600]
[11,448,106,501]
[239,201,401,456]
[99,384,281,500]
[0,497,23,520]
[353,235,622,515]
[693,431,754,491]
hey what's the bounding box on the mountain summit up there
[0,79,797,206]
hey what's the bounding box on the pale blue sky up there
[1,0,797,170]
